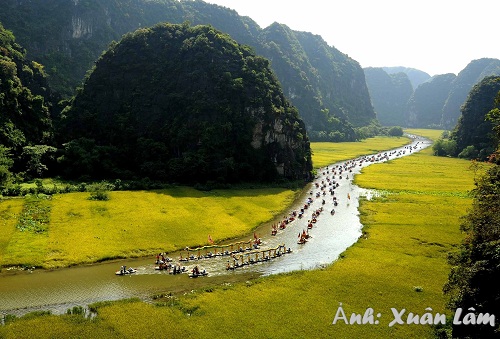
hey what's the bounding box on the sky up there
[203,0,499,76]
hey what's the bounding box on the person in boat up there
[193,265,200,275]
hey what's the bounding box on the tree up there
[388,126,404,137]
[0,146,14,188]
[443,104,500,338]
[21,145,57,178]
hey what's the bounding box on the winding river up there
[0,135,431,318]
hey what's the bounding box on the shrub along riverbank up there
[0,133,477,338]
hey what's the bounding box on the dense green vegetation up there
[433,76,500,160]
[0,0,376,140]
[0,23,56,185]
[442,104,500,338]
[60,23,312,184]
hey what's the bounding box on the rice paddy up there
[311,135,410,168]
[0,187,299,269]
[0,132,479,338]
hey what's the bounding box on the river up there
[0,135,431,318]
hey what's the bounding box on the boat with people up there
[155,262,187,274]
[115,265,137,276]
[188,265,208,278]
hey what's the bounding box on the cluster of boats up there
[226,244,291,270]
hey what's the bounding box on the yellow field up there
[311,136,410,168]
[354,146,484,194]
[0,130,477,338]
[404,128,444,141]
[0,187,299,268]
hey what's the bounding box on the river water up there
[0,135,431,318]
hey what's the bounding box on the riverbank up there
[1,133,476,338]
[0,136,411,271]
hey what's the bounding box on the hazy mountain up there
[406,73,456,128]
[60,23,312,183]
[383,66,431,90]
[363,67,413,126]
[366,60,500,129]
[0,0,375,140]
[441,58,500,129]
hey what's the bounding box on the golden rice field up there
[0,132,479,338]
[354,145,486,194]
[311,136,410,168]
[0,187,299,268]
[404,128,444,141]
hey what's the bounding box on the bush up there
[433,138,457,156]
[388,126,404,137]
[87,181,113,201]
[457,145,478,159]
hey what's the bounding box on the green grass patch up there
[15,195,51,233]
[311,135,410,168]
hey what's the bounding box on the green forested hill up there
[449,76,500,159]
[60,23,312,184]
[0,0,375,141]
[0,22,54,180]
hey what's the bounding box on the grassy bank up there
[0,133,479,338]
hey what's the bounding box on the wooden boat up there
[115,266,137,276]
[189,267,208,278]
[188,270,208,278]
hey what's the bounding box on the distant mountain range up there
[365,58,500,129]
